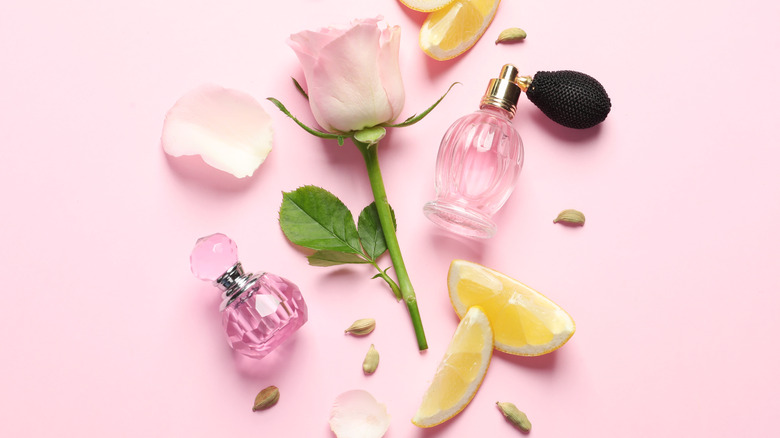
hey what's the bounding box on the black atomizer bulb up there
[519,70,611,129]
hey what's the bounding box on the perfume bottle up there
[190,233,307,359]
[423,64,525,239]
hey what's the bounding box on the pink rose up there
[288,18,405,133]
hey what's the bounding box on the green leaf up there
[354,126,386,145]
[308,251,369,267]
[266,97,346,142]
[383,82,460,128]
[358,202,397,261]
[279,186,363,254]
[291,77,308,100]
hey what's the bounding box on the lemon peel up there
[398,0,455,12]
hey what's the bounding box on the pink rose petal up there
[329,390,390,438]
[161,85,273,178]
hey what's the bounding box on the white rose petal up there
[329,390,390,438]
[161,85,273,178]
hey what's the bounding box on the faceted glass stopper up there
[190,233,239,281]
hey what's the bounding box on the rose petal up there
[376,24,405,123]
[161,85,273,178]
[329,390,390,438]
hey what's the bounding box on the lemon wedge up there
[412,306,493,428]
[448,260,576,356]
[419,0,501,61]
[398,0,455,12]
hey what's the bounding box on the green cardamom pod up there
[362,344,380,375]
[553,209,586,226]
[495,28,527,44]
[345,318,376,336]
[497,401,532,432]
[253,385,280,411]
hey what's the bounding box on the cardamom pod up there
[362,344,379,375]
[553,209,586,226]
[497,402,532,432]
[253,385,280,411]
[345,318,376,336]
[495,28,527,44]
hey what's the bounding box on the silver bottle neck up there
[215,262,264,310]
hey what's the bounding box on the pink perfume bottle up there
[190,233,307,359]
[423,64,525,239]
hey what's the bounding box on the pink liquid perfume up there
[190,233,307,359]
[424,64,525,239]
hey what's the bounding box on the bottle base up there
[423,200,496,239]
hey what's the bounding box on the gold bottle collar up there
[480,64,535,118]
[481,64,522,118]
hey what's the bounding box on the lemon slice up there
[412,306,493,428]
[419,0,501,61]
[448,260,576,356]
[398,0,455,12]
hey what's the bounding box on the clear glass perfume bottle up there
[423,64,525,239]
[190,233,308,359]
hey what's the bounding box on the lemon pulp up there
[448,260,576,356]
[412,306,493,427]
[420,0,500,60]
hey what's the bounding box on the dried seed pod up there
[495,27,527,44]
[497,401,532,432]
[253,386,280,411]
[553,209,586,226]
[345,318,376,336]
[362,344,379,375]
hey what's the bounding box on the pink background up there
[2,0,779,436]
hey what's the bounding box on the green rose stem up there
[354,138,427,351]
[269,84,457,352]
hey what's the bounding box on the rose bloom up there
[288,17,405,134]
